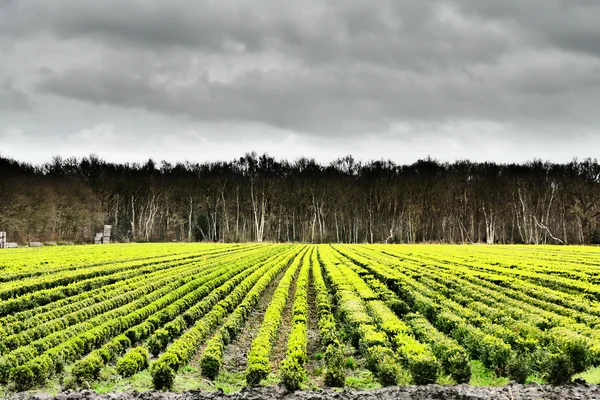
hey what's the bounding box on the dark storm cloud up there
[36,58,600,135]
[1,0,600,155]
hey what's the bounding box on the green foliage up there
[245,358,269,386]
[200,335,224,380]
[280,349,307,391]
[506,353,533,384]
[546,353,574,385]
[324,342,345,387]
[117,347,149,378]
[4,243,600,393]
[71,353,103,384]
[246,248,308,386]
[148,329,170,356]
[345,356,356,370]
[150,358,176,390]
[377,355,401,387]
[9,365,35,392]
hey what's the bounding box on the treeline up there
[1,153,599,245]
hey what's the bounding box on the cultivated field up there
[1,243,599,394]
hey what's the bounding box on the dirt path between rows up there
[12,382,599,400]
[305,271,322,380]
[268,265,301,373]
[220,267,288,373]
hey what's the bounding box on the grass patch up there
[91,368,154,393]
[214,372,248,393]
[574,366,600,384]
[469,361,509,387]
[524,374,546,385]
[259,372,281,387]
[344,369,381,390]
[436,374,455,385]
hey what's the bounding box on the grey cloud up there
[0,78,33,110]
[458,1,600,57]
[2,0,600,150]
[37,52,600,135]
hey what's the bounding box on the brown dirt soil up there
[305,273,324,383]
[220,267,288,373]
[306,274,320,361]
[12,381,600,400]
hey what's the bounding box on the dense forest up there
[1,153,599,245]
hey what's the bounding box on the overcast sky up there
[1,0,599,165]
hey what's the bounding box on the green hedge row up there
[0,251,218,302]
[347,245,599,382]
[117,347,149,377]
[366,300,439,385]
[310,248,338,347]
[0,275,183,384]
[151,247,298,390]
[2,257,250,389]
[1,261,224,353]
[0,246,262,337]
[334,246,512,372]
[245,248,308,386]
[70,256,271,385]
[404,313,471,383]
[318,247,403,387]
[199,248,304,380]
[310,248,345,387]
[0,254,210,318]
[124,248,277,346]
[145,248,291,358]
[280,248,312,390]
[0,257,216,358]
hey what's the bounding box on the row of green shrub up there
[411,254,600,363]
[199,248,304,380]
[331,246,471,384]
[145,248,291,358]
[326,249,440,385]
[0,252,211,318]
[1,261,225,353]
[310,248,345,387]
[3,258,245,389]
[404,313,471,383]
[1,257,217,357]
[365,300,440,385]
[318,247,405,387]
[3,265,179,338]
[1,245,266,338]
[151,247,300,390]
[0,273,186,385]
[0,246,261,336]
[116,347,150,377]
[124,248,278,347]
[69,255,273,385]
[280,248,313,390]
[0,250,216,302]
[341,245,598,384]
[244,248,308,386]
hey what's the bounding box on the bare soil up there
[220,268,288,373]
[268,266,301,373]
[305,274,324,383]
[13,381,600,400]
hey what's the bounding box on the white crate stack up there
[102,225,112,244]
[95,225,112,244]
[0,231,6,249]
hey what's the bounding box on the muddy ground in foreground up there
[9,382,600,400]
